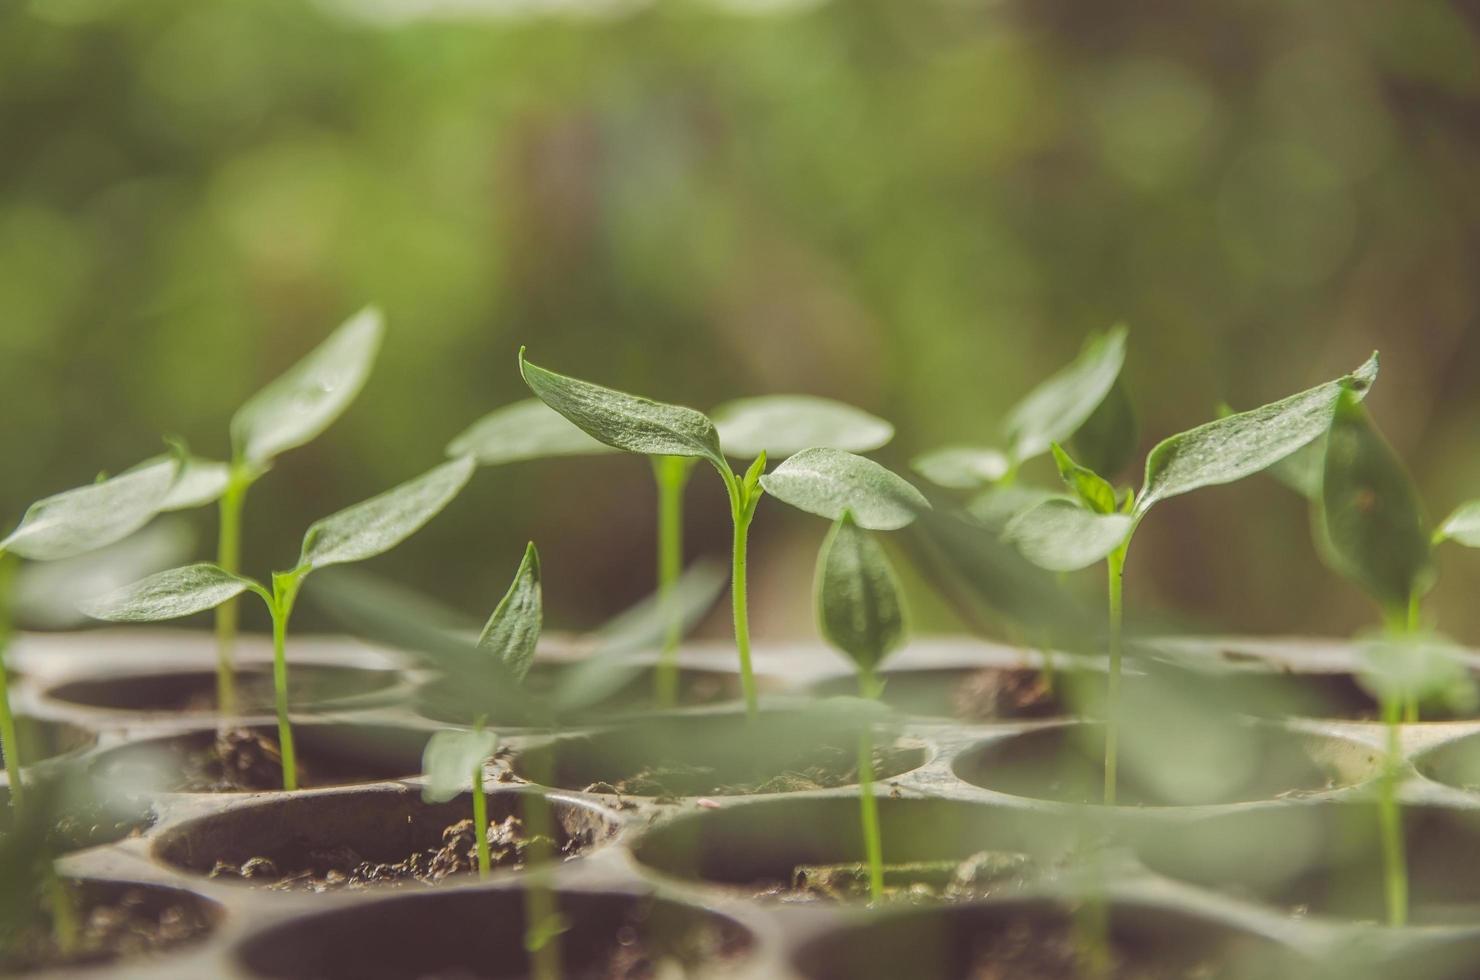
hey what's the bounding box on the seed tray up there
[10,628,1480,979]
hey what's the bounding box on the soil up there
[175,728,309,792]
[951,669,1062,722]
[0,886,213,974]
[582,740,919,798]
[753,850,1040,905]
[208,814,588,892]
[964,915,1225,980]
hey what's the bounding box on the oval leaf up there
[815,511,905,674]
[230,307,384,466]
[965,484,1064,532]
[1051,443,1117,515]
[1,459,179,562]
[161,457,233,511]
[477,543,542,684]
[711,395,894,460]
[81,563,257,622]
[1138,352,1379,516]
[1437,500,1480,548]
[16,520,194,630]
[759,448,929,530]
[1357,632,1477,712]
[299,457,474,570]
[446,399,616,466]
[520,350,724,468]
[1004,324,1128,464]
[421,729,498,804]
[911,446,1011,490]
[1003,498,1132,572]
[1321,390,1433,613]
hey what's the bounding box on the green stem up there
[651,456,691,709]
[0,553,22,808]
[856,721,884,903]
[523,754,563,980]
[269,572,303,792]
[1103,546,1126,806]
[472,758,491,879]
[722,471,760,720]
[46,872,78,955]
[215,467,254,715]
[1378,697,1408,927]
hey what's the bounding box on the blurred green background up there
[4,0,1480,643]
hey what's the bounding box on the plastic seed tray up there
[10,629,1480,979]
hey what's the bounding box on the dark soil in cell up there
[583,739,921,798]
[209,813,579,892]
[754,851,1040,905]
[957,914,1237,979]
[47,663,397,715]
[0,883,216,975]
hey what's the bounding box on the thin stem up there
[1378,697,1408,927]
[46,872,78,955]
[1103,546,1126,806]
[269,572,303,792]
[856,674,884,902]
[0,552,22,808]
[651,456,691,708]
[522,754,563,980]
[214,467,250,715]
[472,759,491,879]
[722,470,759,720]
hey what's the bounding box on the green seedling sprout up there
[81,457,473,790]
[141,309,385,715]
[814,509,906,903]
[1002,354,1380,804]
[449,392,891,710]
[0,458,184,804]
[1317,389,1480,926]
[518,351,905,720]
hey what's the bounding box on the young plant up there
[814,509,906,902]
[160,309,384,714]
[1002,354,1380,803]
[912,325,1135,525]
[82,457,473,790]
[518,351,907,719]
[0,458,182,802]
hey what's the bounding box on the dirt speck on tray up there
[750,850,1040,905]
[583,740,919,797]
[209,815,592,892]
[0,887,213,974]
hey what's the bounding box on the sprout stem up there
[1103,546,1126,806]
[472,759,491,879]
[214,467,250,715]
[46,872,78,955]
[0,552,22,807]
[721,470,760,720]
[856,724,884,903]
[651,456,692,708]
[1378,697,1408,927]
[268,572,303,792]
[522,765,563,980]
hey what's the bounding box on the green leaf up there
[815,511,905,675]
[758,448,929,530]
[15,520,194,630]
[299,457,474,570]
[1051,443,1117,515]
[421,729,498,804]
[81,563,259,622]
[711,395,894,459]
[1137,352,1379,516]
[477,543,542,684]
[911,446,1011,490]
[1436,500,1480,548]
[1356,632,1477,712]
[964,484,1063,532]
[1070,378,1138,478]
[1,459,179,562]
[446,399,616,466]
[1003,498,1133,572]
[1004,324,1128,464]
[1321,389,1433,613]
[519,349,724,469]
[230,307,384,466]
[161,457,233,511]
[741,451,768,501]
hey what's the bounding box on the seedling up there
[519,351,908,719]
[153,309,384,715]
[1003,354,1380,803]
[814,509,906,902]
[82,457,473,790]
[912,325,1136,522]
[0,458,183,803]
[1318,389,1480,926]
